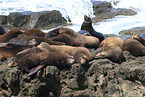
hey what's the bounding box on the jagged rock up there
[1,50,145,96]
[0,10,67,31]
[119,27,145,35]
[91,1,137,23]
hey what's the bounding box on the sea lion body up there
[9,35,64,45]
[0,28,22,43]
[45,27,100,48]
[16,52,75,75]
[37,42,93,64]
[123,38,145,56]
[0,46,28,61]
[23,28,45,37]
[95,37,125,63]
[81,15,105,42]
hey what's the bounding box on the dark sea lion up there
[0,28,22,43]
[46,27,100,48]
[9,35,64,45]
[48,33,79,46]
[123,38,145,57]
[37,42,94,64]
[16,52,75,75]
[2,39,38,49]
[95,37,125,63]
[132,34,145,46]
[0,25,6,35]
[8,46,47,67]
[44,28,61,38]
[23,28,45,37]
[81,15,105,42]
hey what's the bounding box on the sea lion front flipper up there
[27,65,45,76]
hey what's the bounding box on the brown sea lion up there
[0,46,29,61]
[37,42,94,64]
[8,46,47,67]
[132,34,145,46]
[23,28,45,37]
[0,28,22,43]
[48,33,80,46]
[123,38,145,57]
[46,27,100,48]
[95,37,125,63]
[16,51,75,75]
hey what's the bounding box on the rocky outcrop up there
[119,27,145,35]
[0,49,145,97]
[0,10,67,31]
[91,1,137,23]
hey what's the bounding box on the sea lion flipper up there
[27,65,45,76]
[0,43,8,47]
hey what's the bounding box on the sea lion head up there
[95,47,125,63]
[84,15,92,24]
[37,42,50,50]
[28,39,38,46]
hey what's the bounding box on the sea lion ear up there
[27,65,44,76]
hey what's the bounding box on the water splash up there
[0,0,94,24]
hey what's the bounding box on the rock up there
[91,1,137,23]
[119,27,145,35]
[91,1,112,15]
[0,10,67,31]
[1,50,145,96]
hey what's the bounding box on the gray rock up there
[119,27,145,35]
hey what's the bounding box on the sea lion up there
[0,28,22,43]
[16,51,75,75]
[23,28,45,37]
[48,33,80,46]
[2,39,38,48]
[46,27,100,48]
[0,46,29,61]
[123,38,145,57]
[9,35,65,45]
[132,34,145,46]
[95,37,125,63]
[81,15,105,42]
[8,46,47,67]
[37,42,94,64]
[44,28,61,38]
[0,25,6,35]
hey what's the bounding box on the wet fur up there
[38,42,94,64]
[0,28,22,43]
[123,38,145,57]
[95,37,125,63]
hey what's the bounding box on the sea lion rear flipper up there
[0,43,8,47]
[27,65,45,76]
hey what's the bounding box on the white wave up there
[0,0,94,24]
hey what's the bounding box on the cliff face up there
[0,50,145,97]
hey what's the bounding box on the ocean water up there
[0,0,145,35]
